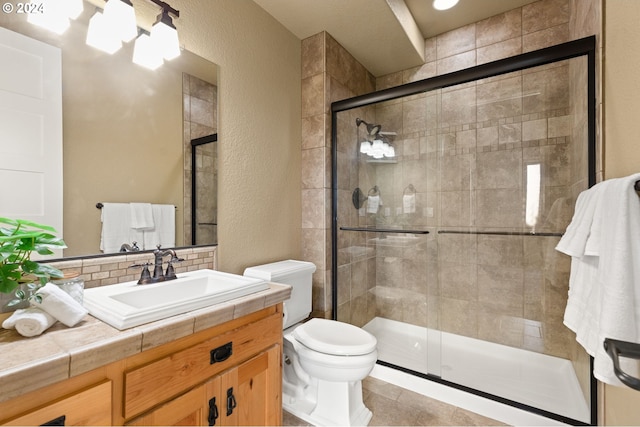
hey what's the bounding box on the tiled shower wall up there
[183,74,218,246]
[301,32,375,318]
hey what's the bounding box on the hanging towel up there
[367,195,380,214]
[129,203,155,230]
[2,307,57,337]
[143,204,176,250]
[403,193,416,214]
[100,203,131,253]
[32,283,88,327]
[556,173,640,386]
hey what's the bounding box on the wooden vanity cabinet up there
[0,304,283,427]
[1,380,113,426]
[128,345,281,426]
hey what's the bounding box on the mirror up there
[0,3,218,257]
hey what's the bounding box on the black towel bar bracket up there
[604,338,640,391]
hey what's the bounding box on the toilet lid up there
[292,318,377,356]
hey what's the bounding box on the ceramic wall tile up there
[476,9,522,48]
[522,0,569,34]
[301,32,324,79]
[437,24,476,59]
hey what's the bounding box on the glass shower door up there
[334,105,439,378]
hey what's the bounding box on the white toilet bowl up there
[243,260,377,426]
[283,318,377,426]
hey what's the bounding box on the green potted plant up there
[0,217,67,306]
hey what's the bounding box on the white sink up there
[83,269,269,330]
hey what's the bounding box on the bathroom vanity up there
[0,283,290,426]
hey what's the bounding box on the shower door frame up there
[330,35,597,426]
[190,133,218,246]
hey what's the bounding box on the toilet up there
[244,260,377,426]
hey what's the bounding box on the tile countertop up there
[0,282,291,404]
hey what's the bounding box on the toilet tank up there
[243,260,316,329]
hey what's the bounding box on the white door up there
[0,26,63,256]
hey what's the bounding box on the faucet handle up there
[165,262,177,280]
[129,263,153,284]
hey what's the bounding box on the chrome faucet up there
[119,241,140,252]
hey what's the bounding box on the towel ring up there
[403,184,416,196]
[368,185,380,197]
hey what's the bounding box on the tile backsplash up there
[1,246,217,313]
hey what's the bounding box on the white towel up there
[367,195,380,214]
[143,204,175,249]
[555,183,605,258]
[100,203,131,253]
[2,307,57,337]
[403,193,416,214]
[129,203,155,230]
[32,283,88,327]
[556,173,640,386]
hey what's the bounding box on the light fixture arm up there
[148,0,180,18]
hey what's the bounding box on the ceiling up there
[252,0,538,77]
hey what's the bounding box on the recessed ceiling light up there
[433,0,459,11]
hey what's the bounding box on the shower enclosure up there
[331,37,596,425]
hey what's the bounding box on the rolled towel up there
[32,283,88,327]
[2,307,57,337]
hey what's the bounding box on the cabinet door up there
[3,380,112,426]
[127,385,207,426]
[220,345,281,426]
[127,345,282,427]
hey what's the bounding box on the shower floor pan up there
[363,317,590,424]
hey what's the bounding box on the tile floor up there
[283,376,508,426]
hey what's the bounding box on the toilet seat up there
[292,318,377,356]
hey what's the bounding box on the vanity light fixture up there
[149,1,181,60]
[27,0,180,67]
[133,31,163,70]
[433,0,459,11]
[86,10,122,54]
[64,0,84,20]
[103,0,137,43]
[27,0,83,35]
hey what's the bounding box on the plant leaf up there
[0,217,57,232]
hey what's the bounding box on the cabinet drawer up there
[3,380,112,426]
[123,310,281,419]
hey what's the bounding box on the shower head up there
[356,118,381,136]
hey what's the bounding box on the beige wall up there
[602,0,640,424]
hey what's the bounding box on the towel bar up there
[96,203,176,209]
[604,338,640,391]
